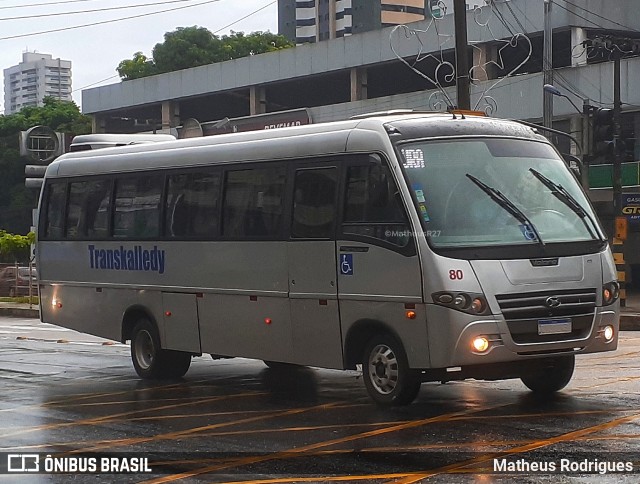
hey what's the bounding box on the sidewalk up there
[1,294,639,330]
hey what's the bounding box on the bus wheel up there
[520,355,575,394]
[130,319,190,379]
[362,334,421,406]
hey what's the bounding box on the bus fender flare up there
[121,305,160,345]
[344,319,403,370]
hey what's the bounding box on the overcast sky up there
[0,0,279,114]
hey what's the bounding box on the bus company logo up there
[88,245,166,274]
[545,297,562,308]
[530,258,559,267]
[7,454,39,472]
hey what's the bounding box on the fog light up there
[603,325,614,342]
[472,336,489,353]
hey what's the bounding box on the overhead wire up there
[553,0,640,33]
[69,1,277,92]
[0,0,221,41]
[0,0,97,10]
[0,0,199,22]
[504,0,612,104]
[212,1,274,34]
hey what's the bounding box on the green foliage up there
[116,52,157,81]
[117,27,295,80]
[0,230,34,263]
[0,98,91,233]
[0,296,39,304]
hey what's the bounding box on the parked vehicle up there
[0,266,38,297]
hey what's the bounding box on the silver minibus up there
[36,112,620,405]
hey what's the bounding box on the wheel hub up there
[368,344,399,395]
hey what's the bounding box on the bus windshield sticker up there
[519,224,537,241]
[340,254,354,275]
[88,245,166,274]
[415,189,426,203]
[401,148,425,169]
[419,204,430,222]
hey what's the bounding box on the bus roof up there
[69,133,176,152]
[49,113,542,178]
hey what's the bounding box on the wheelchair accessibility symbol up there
[340,254,354,275]
[519,224,537,241]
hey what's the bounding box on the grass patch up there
[0,296,39,304]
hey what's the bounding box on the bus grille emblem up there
[545,297,561,308]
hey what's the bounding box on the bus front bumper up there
[425,304,619,369]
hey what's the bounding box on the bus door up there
[337,160,425,363]
[287,163,343,368]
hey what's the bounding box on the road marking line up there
[388,411,640,483]
[140,402,512,484]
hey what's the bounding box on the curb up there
[620,314,640,331]
[0,307,39,319]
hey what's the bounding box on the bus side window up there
[165,171,221,238]
[222,166,286,238]
[291,167,337,239]
[42,182,66,239]
[65,180,111,239]
[342,164,411,247]
[113,175,163,239]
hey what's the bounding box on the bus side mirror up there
[562,154,583,179]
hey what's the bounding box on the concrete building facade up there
[3,52,72,114]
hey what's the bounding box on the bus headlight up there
[602,281,620,306]
[472,336,490,353]
[433,291,490,315]
[602,325,615,342]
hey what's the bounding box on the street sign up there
[620,193,640,224]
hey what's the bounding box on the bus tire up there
[130,318,190,379]
[520,355,575,394]
[362,334,421,406]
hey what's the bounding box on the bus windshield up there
[399,138,604,249]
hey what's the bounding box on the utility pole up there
[542,0,554,130]
[453,0,470,110]
[612,56,622,227]
[612,55,626,307]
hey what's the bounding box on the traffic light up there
[19,125,64,189]
[592,108,614,159]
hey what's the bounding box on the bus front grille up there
[496,289,597,344]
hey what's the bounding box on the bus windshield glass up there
[399,138,603,249]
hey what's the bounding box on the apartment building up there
[3,52,72,114]
[278,0,429,43]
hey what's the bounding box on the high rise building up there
[3,52,72,115]
[278,0,429,44]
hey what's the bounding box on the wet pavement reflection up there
[0,319,639,483]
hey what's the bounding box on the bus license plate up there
[538,318,572,335]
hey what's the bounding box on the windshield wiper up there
[528,168,603,242]
[466,174,544,247]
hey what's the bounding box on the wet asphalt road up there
[0,317,639,483]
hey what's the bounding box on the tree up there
[0,230,34,263]
[116,52,157,81]
[117,27,295,81]
[0,98,91,234]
